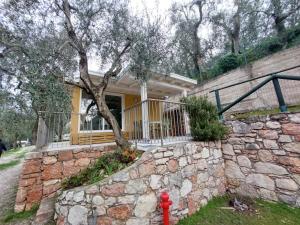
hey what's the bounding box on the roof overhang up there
[86,69,197,98]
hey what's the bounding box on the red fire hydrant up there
[160,192,172,225]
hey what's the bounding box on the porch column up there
[141,81,150,141]
[182,90,191,136]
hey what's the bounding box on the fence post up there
[272,77,288,112]
[214,90,223,120]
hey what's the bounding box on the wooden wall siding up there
[70,86,81,144]
[70,90,140,145]
[77,132,129,145]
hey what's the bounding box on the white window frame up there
[78,89,125,133]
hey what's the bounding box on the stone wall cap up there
[24,152,43,160]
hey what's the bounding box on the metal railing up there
[124,98,191,147]
[210,74,300,119]
[36,111,116,149]
[36,98,192,149]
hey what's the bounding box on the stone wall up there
[15,145,115,212]
[190,46,300,113]
[54,142,226,225]
[224,112,300,206]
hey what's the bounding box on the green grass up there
[0,160,20,170]
[1,204,39,224]
[178,196,300,225]
[62,149,143,189]
[2,147,27,158]
[231,105,300,120]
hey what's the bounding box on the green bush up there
[182,96,228,141]
[218,54,241,74]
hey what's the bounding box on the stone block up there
[125,180,146,194]
[275,178,298,191]
[251,122,264,130]
[283,142,300,154]
[266,121,281,129]
[263,140,278,149]
[134,193,157,218]
[101,183,125,197]
[68,205,88,225]
[246,174,275,190]
[43,156,57,165]
[58,151,73,161]
[23,160,41,175]
[42,163,62,180]
[259,130,278,139]
[107,204,132,220]
[278,135,292,143]
[231,121,251,134]
[282,123,300,135]
[258,150,273,162]
[138,161,155,177]
[75,158,90,167]
[237,156,252,168]
[225,160,245,179]
[254,162,288,175]
[167,159,178,173]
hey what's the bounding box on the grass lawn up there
[178,196,300,225]
[231,105,300,120]
[0,160,20,171]
[1,204,39,224]
[2,147,27,158]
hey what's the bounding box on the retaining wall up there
[190,46,300,113]
[15,145,115,212]
[54,142,226,225]
[224,112,300,206]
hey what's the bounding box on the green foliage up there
[2,204,39,223]
[0,160,20,171]
[178,195,300,225]
[182,96,227,141]
[218,54,241,74]
[62,150,142,189]
[200,24,300,82]
[0,108,35,149]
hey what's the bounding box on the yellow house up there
[37,69,197,148]
[69,69,197,146]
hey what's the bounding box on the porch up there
[36,69,196,150]
[36,98,192,150]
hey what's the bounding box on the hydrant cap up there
[161,192,169,201]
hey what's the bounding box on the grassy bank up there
[178,196,300,225]
[1,204,39,224]
[0,160,21,171]
[231,105,300,120]
[62,149,142,189]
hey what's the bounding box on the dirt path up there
[0,147,34,225]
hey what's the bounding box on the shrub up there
[62,149,142,189]
[218,54,241,74]
[182,96,228,141]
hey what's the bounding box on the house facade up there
[37,69,197,149]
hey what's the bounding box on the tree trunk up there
[271,0,286,36]
[274,17,286,36]
[31,117,38,145]
[232,35,240,54]
[95,94,129,149]
[232,7,241,54]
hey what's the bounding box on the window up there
[80,90,123,131]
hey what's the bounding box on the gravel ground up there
[0,147,34,225]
